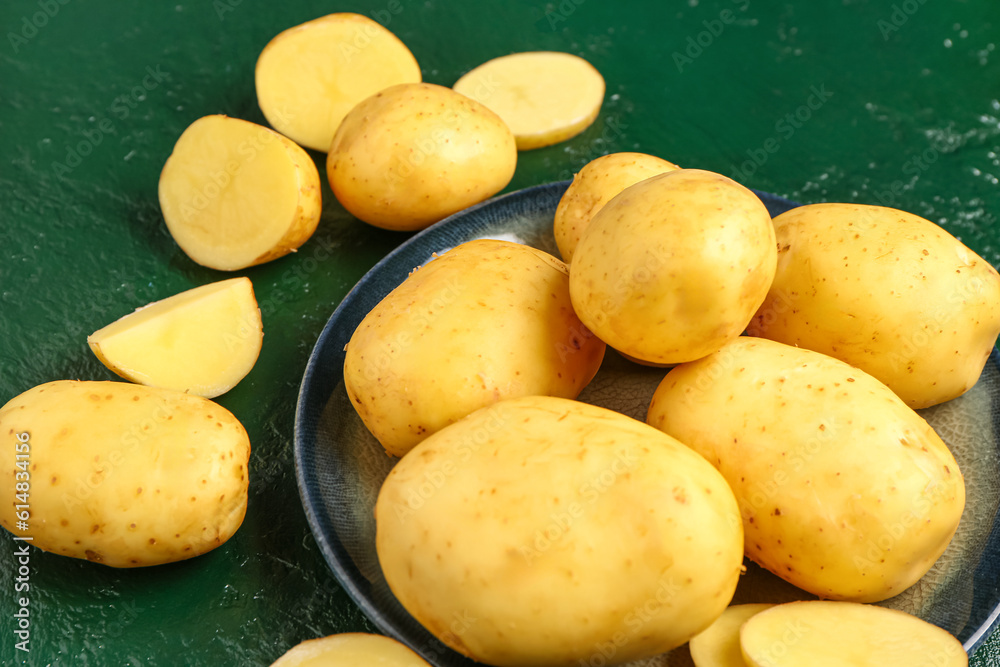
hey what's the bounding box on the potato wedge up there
[0,381,250,567]
[453,51,605,150]
[740,601,967,666]
[270,633,431,667]
[554,152,680,263]
[255,13,421,152]
[158,114,322,271]
[88,277,263,398]
[689,604,774,667]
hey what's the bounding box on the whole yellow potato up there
[0,381,250,567]
[647,337,965,603]
[746,202,1000,409]
[553,152,680,263]
[270,633,431,667]
[569,169,776,365]
[376,395,744,667]
[327,82,517,231]
[344,239,605,458]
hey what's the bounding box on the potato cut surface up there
[740,601,967,667]
[158,114,321,271]
[453,51,605,150]
[88,277,263,398]
[255,13,421,151]
[689,604,774,667]
[269,633,431,666]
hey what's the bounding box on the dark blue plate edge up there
[293,180,1000,660]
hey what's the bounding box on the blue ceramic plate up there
[294,181,1000,665]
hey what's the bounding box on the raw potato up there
[255,13,421,152]
[740,601,967,667]
[570,169,776,365]
[0,381,250,567]
[453,51,605,150]
[269,633,431,667]
[688,604,774,667]
[746,202,1000,409]
[646,337,965,603]
[88,277,263,398]
[376,395,744,667]
[327,83,517,231]
[159,114,322,271]
[554,152,681,263]
[344,239,605,457]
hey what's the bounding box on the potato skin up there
[327,82,517,231]
[0,381,250,567]
[376,396,744,667]
[569,169,776,365]
[344,239,605,458]
[553,152,680,263]
[647,337,965,603]
[746,203,1000,408]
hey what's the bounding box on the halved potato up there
[158,114,322,271]
[554,152,680,263]
[453,51,605,150]
[740,601,967,667]
[270,633,431,667]
[689,604,774,667]
[255,13,422,151]
[88,277,263,398]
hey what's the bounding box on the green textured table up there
[2,0,999,664]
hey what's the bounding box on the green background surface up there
[1,0,999,664]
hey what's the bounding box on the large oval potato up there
[376,395,744,667]
[647,337,965,603]
[327,82,517,231]
[746,203,1000,408]
[553,151,680,263]
[740,601,967,667]
[344,239,605,458]
[570,169,776,365]
[0,380,250,567]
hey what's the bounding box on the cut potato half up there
[554,152,680,262]
[689,604,774,667]
[453,51,605,150]
[270,633,431,667]
[740,601,967,667]
[88,277,263,398]
[159,115,322,271]
[256,13,422,151]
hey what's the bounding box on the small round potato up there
[554,152,680,263]
[376,395,744,667]
[269,633,431,667]
[327,83,517,231]
[570,169,776,365]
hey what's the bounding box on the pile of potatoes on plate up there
[2,9,998,667]
[346,155,998,667]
